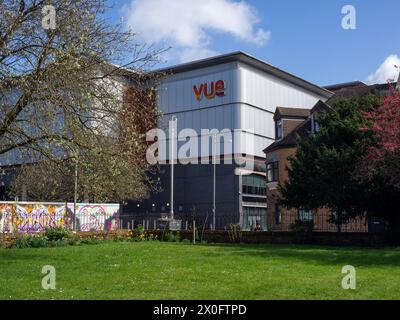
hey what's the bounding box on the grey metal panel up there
[156,58,328,160]
[158,63,237,114]
[215,107,224,130]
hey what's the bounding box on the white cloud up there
[179,47,219,63]
[367,54,400,84]
[125,0,270,63]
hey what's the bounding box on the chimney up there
[397,70,400,86]
[396,70,400,92]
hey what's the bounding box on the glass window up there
[276,120,283,139]
[275,205,281,224]
[242,196,266,203]
[243,175,267,195]
[314,120,320,133]
[243,206,266,230]
[299,209,313,221]
[312,114,321,133]
[267,162,279,183]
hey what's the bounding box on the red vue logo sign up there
[193,80,225,101]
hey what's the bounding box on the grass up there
[0,241,400,300]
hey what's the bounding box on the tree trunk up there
[337,209,342,233]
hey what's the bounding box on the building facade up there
[263,82,394,233]
[125,52,332,230]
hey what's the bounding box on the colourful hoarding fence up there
[0,202,66,233]
[0,203,14,233]
[0,202,120,233]
[66,203,120,232]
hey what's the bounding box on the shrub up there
[131,225,158,241]
[9,228,158,249]
[12,235,48,248]
[11,227,76,249]
[131,225,144,241]
[144,231,157,241]
[79,238,101,245]
[228,224,242,243]
[164,231,180,242]
[290,220,314,244]
[112,233,128,242]
[44,227,71,241]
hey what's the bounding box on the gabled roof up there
[274,107,310,120]
[327,83,390,100]
[324,81,367,92]
[311,100,331,113]
[264,100,331,154]
[263,118,311,154]
[263,81,393,155]
[156,51,333,99]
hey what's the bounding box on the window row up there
[242,185,266,196]
[274,206,313,225]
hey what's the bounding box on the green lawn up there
[0,241,399,299]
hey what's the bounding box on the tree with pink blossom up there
[360,84,400,189]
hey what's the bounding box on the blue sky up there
[105,0,400,87]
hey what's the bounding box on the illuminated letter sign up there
[193,83,204,101]
[194,80,225,101]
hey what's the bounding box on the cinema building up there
[126,52,333,230]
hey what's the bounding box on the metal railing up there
[120,212,240,231]
[120,211,377,233]
[270,210,370,233]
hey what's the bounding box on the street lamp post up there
[212,132,217,230]
[170,115,177,220]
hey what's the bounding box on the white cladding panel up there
[156,60,327,160]
[238,62,324,113]
[240,105,275,140]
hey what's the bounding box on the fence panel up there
[0,201,121,233]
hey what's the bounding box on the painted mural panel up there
[66,203,120,232]
[0,203,14,233]
[0,202,120,233]
[0,202,66,233]
[16,203,66,233]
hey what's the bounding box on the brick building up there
[262,82,394,233]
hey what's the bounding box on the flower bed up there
[1,226,158,249]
